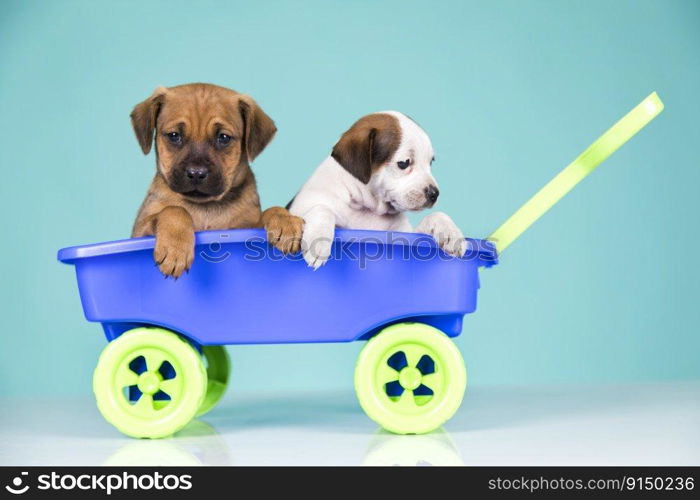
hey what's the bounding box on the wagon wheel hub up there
[137,371,163,395]
[398,367,422,390]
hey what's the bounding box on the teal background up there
[1,0,698,398]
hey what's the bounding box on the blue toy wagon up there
[58,94,662,438]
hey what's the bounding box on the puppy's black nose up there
[425,185,440,205]
[186,166,209,183]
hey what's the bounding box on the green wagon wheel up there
[93,327,207,439]
[354,323,467,435]
[196,346,231,417]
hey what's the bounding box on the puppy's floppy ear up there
[331,116,400,184]
[238,95,277,163]
[130,86,167,155]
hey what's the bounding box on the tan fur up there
[131,83,302,277]
[331,113,401,184]
[260,206,304,254]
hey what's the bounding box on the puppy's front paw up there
[301,227,332,270]
[416,212,467,258]
[265,213,304,254]
[154,232,194,278]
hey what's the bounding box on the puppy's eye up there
[431,156,435,165]
[166,132,182,145]
[217,133,232,147]
[397,159,411,170]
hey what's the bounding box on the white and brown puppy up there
[288,111,466,269]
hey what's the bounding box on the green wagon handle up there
[488,92,664,254]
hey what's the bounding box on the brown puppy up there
[131,83,302,277]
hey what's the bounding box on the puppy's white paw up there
[301,225,333,269]
[416,212,467,258]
